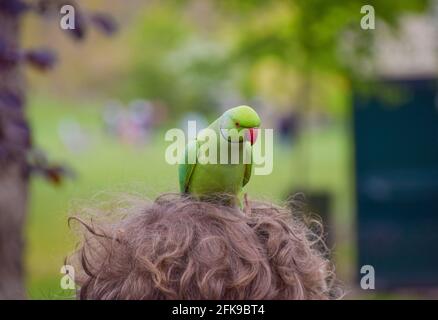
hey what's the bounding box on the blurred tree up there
[123,3,230,119]
[219,0,430,106]
[214,0,430,185]
[0,0,116,299]
[124,0,430,119]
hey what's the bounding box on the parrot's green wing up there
[243,151,252,188]
[178,139,199,193]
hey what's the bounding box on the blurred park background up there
[1,0,438,299]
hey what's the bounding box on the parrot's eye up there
[235,122,240,127]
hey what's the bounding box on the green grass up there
[25,95,354,299]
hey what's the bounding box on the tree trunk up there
[0,9,28,300]
[0,165,27,299]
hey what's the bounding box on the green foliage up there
[216,0,430,114]
[123,5,189,107]
[122,3,230,117]
[120,0,430,117]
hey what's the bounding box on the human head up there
[68,194,341,299]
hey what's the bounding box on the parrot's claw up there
[243,193,251,215]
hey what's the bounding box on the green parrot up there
[179,105,261,205]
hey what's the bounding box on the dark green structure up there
[354,78,438,289]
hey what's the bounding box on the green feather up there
[178,140,198,193]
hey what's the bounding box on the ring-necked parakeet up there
[179,105,261,205]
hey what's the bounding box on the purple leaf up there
[0,90,24,110]
[0,39,23,67]
[4,119,32,148]
[91,12,118,36]
[0,0,30,16]
[67,9,87,40]
[25,48,57,71]
[34,0,51,15]
[43,165,75,185]
[27,147,76,185]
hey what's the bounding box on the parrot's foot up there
[243,193,251,215]
[191,193,241,208]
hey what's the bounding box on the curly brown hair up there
[67,194,341,300]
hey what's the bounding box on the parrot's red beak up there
[247,128,258,145]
